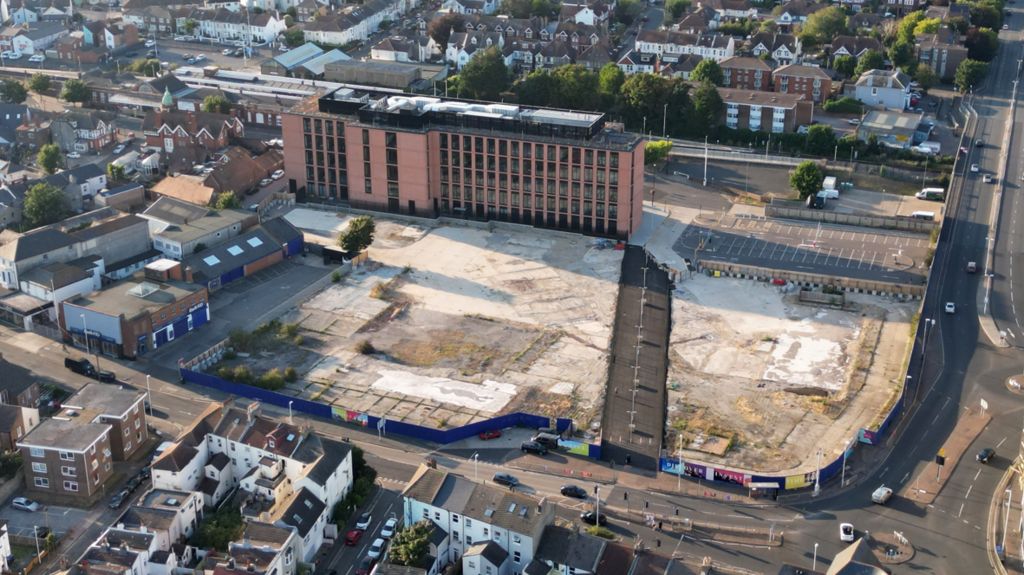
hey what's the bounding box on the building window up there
[61,466,76,477]
[31,462,46,473]
[63,481,78,492]
[59,451,73,461]
[33,477,48,488]
[29,447,43,458]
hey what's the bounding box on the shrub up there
[284,367,298,382]
[257,368,286,390]
[280,323,300,338]
[292,335,304,346]
[821,97,864,114]
[331,271,342,283]
[232,365,253,385]
[356,339,376,354]
[586,526,615,539]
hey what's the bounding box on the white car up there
[945,302,956,314]
[355,513,372,530]
[271,169,285,180]
[194,54,206,62]
[971,163,980,173]
[12,497,39,512]
[983,174,994,183]
[113,144,125,155]
[2,51,20,60]
[260,178,273,187]
[174,35,188,41]
[381,517,398,539]
[367,538,385,559]
[145,40,156,47]
[839,522,855,542]
[67,151,81,159]
[27,54,43,63]
[221,47,234,55]
[847,118,861,125]
[279,44,290,52]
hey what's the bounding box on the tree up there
[22,182,69,229]
[0,79,26,104]
[799,6,847,46]
[550,64,600,111]
[946,16,969,35]
[620,73,672,129]
[645,140,673,165]
[887,38,916,71]
[833,54,856,77]
[969,3,1002,30]
[128,58,161,76]
[37,144,62,174]
[690,59,724,86]
[390,521,433,567]
[598,63,625,107]
[688,81,722,137]
[182,19,197,34]
[513,70,557,106]
[804,125,836,156]
[955,59,989,93]
[27,73,50,93]
[107,164,125,182]
[212,191,240,209]
[282,27,305,47]
[458,47,509,101]
[615,0,644,24]
[965,27,999,62]
[339,215,376,253]
[60,79,90,103]
[189,506,243,552]
[854,50,884,77]
[428,12,465,48]
[913,17,942,36]
[285,6,297,18]
[914,63,938,92]
[202,94,231,114]
[790,161,823,200]
[897,11,925,43]
[666,0,691,19]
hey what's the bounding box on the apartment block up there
[18,417,113,502]
[772,63,832,103]
[281,88,644,240]
[718,87,813,133]
[719,56,773,91]
[63,383,148,461]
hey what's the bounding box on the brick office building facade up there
[281,89,644,239]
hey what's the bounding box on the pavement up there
[901,407,992,505]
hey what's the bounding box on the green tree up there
[37,143,62,174]
[201,94,231,113]
[897,11,925,43]
[799,6,847,46]
[688,81,722,137]
[854,50,884,77]
[27,73,49,93]
[598,63,625,107]
[615,0,644,24]
[212,191,239,209]
[458,47,509,101]
[833,54,856,77]
[888,38,916,71]
[913,17,942,36]
[514,70,557,106]
[965,27,999,62]
[428,12,465,48]
[60,79,90,103]
[955,59,989,93]
[182,19,197,34]
[0,79,26,104]
[666,0,690,19]
[282,27,305,47]
[128,58,161,76]
[804,125,836,156]
[690,59,724,85]
[550,64,600,111]
[969,3,1002,30]
[189,506,243,551]
[645,140,673,166]
[390,521,433,566]
[914,63,938,91]
[620,73,672,130]
[338,215,376,253]
[107,163,126,182]
[22,182,69,228]
[791,161,823,200]
[946,16,969,35]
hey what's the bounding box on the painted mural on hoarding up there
[784,471,816,490]
[332,406,369,427]
[559,438,592,457]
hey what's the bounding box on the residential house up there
[3,163,108,219]
[59,274,210,358]
[55,31,106,65]
[848,12,882,31]
[293,0,327,22]
[18,417,114,503]
[529,525,607,574]
[0,353,41,408]
[697,0,759,21]
[301,0,394,46]
[51,110,117,153]
[830,35,882,60]
[717,86,813,132]
[402,463,556,572]
[535,40,575,69]
[149,146,282,205]
[884,0,924,14]
[195,8,287,45]
[62,383,148,461]
[446,30,504,69]
[118,489,204,549]
[18,259,103,309]
[6,3,38,26]
[560,2,610,26]
[635,29,735,61]
[917,28,968,81]
[575,42,612,71]
[140,196,255,260]
[230,522,300,575]
[720,56,772,90]
[854,68,911,110]
[773,63,831,103]
[1,21,68,55]
[747,32,800,64]
[775,0,826,30]
[441,0,497,14]
[0,104,28,151]
[673,7,715,34]
[103,21,140,52]
[616,49,659,74]
[371,35,430,62]
[855,109,924,149]
[0,403,38,451]
[142,109,245,160]
[123,5,176,33]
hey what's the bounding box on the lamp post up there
[703,135,709,187]
[288,400,293,425]
[812,542,819,571]
[146,374,152,417]
[662,102,668,137]
[81,313,101,380]
[33,526,40,560]
[594,484,601,524]
[471,452,479,482]
[813,449,822,496]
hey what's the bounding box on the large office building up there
[281,88,645,239]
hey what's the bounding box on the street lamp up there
[145,374,152,417]
[594,484,601,523]
[32,526,40,560]
[471,452,479,482]
[813,542,819,571]
[288,400,294,424]
[813,449,822,496]
[80,313,101,380]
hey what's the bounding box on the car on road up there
[67,151,81,159]
[113,144,126,155]
[977,447,996,463]
[967,261,978,273]
[367,538,385,559]
[28,54,43,63]
[521,440,548,455]
[260,177,273,187]
[194,54,206,62]
[271,169,285,180]
[945,302,956,314]
[580,511,607,526]
[492,472,519,487]
[174,35,188,41]
[64,357,116,382]
[560,484,587,499]
[846,118,861,125]
[960,145,969,154]
[145,40,156,47]
[871,485,893,504]
[222,48,234,55]
[146,50,156,58]
[109,489,130,509]
[381,517,398,539]
[355,513,372,530]
[1004,23,1010,29]
[12,497,39,512]
[976,139,984,147]
[344,529,363,546]
[1,51,20,60]
[355,557,375,575]
[478,429,502,440]
[983,174,994,183]
[185,57,195,64]
[970,163,980,173]
[840,522,855,542]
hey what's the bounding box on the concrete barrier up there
[700,260,924,299]
[799,289,845,307]
[766,203,939,233]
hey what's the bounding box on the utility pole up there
[703,135,708,187]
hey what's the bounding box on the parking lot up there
[0,500,88,538]
[676,216,931,284]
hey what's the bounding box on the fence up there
[699,260,925,299]
[766,203,939,233]
[668,148,812,167]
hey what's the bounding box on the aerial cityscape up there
[0,0,1012,572]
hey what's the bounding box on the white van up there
[910,211,935,220]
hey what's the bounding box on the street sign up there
[936,454,946,466]
[981,398,989,411]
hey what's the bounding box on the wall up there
[700,260,924,298]
[766,203,938,233]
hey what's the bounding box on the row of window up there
[34,477,79,491]
[440,171,621,194]
[439,156,621,182]
[31,463,77,477]
[439,189,618,217]
[440,134,620,168]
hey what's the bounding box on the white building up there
[301,0,396,46]
[195,8,287,44]
[7,21,67,55]
[634,29,734,62]
[854,68,912,111]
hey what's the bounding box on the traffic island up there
[1006,374,1024,395]
[868,531,915,565]
[901,406,991,505]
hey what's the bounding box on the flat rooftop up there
[154,208,252,245]
[18,417,109,452]
[64,383,144,420]
[68,276,202,320]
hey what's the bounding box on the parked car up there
[492,472,519,487]
[194,54,206,62]
[2,51,20,60]
[67,151,81,159]
[108,489,130,509]
[144,40,155,47]
[976,139,984,147]
[355,557,375,575]
[12,497,39,512]
[977,447,996,463]
[344,529,363,546]
[871,485,893,504]
[521,441,548,455]
[381,517,398,539]
[840,523,855,542]
[27,54,43,63]
[367,538,385,559]
[64,357,116,382]
[271,169,285,180]
[260,177,273,187]
[945,302,956,314]
[983,174,994,183]
[355,513,372,530]
[580,511,607,526]
[560,484,587,499]
[113,144,125,155]
[222,48,234,55]
[846,118,861,125]
[971,163,980,173]
[478,430,502,440]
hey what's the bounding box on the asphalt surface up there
[676,216,931,285]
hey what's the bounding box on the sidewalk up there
[901,407,991,505]
[996,467,1024,575]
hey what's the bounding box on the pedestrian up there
[658,520,663,531]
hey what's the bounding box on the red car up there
[344,529,363,546]
[478,430,502,440]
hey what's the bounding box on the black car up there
[108,489,130,509]
[580,511,607,526]
[560,484,587,499]
[977,447,996,463]
[64,357,116,382]
[976,139,984,148]
[521,441,548,455]
[492,472,519,487]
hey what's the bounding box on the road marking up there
[976,469,983,481]
[957,502,965,518]
[966,484,973,500]
[997,436,1008,448]
[901,472,909,484]
[881,466,889,476]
